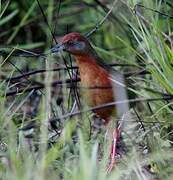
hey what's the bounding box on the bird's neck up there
[74,54,110,87]
[74,54,101,75]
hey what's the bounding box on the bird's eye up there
[67,40,74,46]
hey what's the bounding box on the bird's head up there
[51,32,92,56]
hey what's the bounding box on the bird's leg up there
[106,126,121,173]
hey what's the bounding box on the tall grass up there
[0,0,173,179]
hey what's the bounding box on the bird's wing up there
[93,51,130,129]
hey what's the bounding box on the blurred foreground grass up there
[0,0,173,179]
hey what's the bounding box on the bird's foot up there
[106,128,121,173]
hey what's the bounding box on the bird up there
[51,32,127,172]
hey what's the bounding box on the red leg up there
[106,127,120,173]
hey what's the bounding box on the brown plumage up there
[75,55,114,121]
[51,32,115,122]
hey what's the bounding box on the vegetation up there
[0,0,173,179]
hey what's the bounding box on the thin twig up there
[5,76,172,98]
[36,0,57,44]
[4,78,80,96]
[4,63,140,81]
[86,0,118,37]
[49,95,173,123]
[134,4,173,19]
